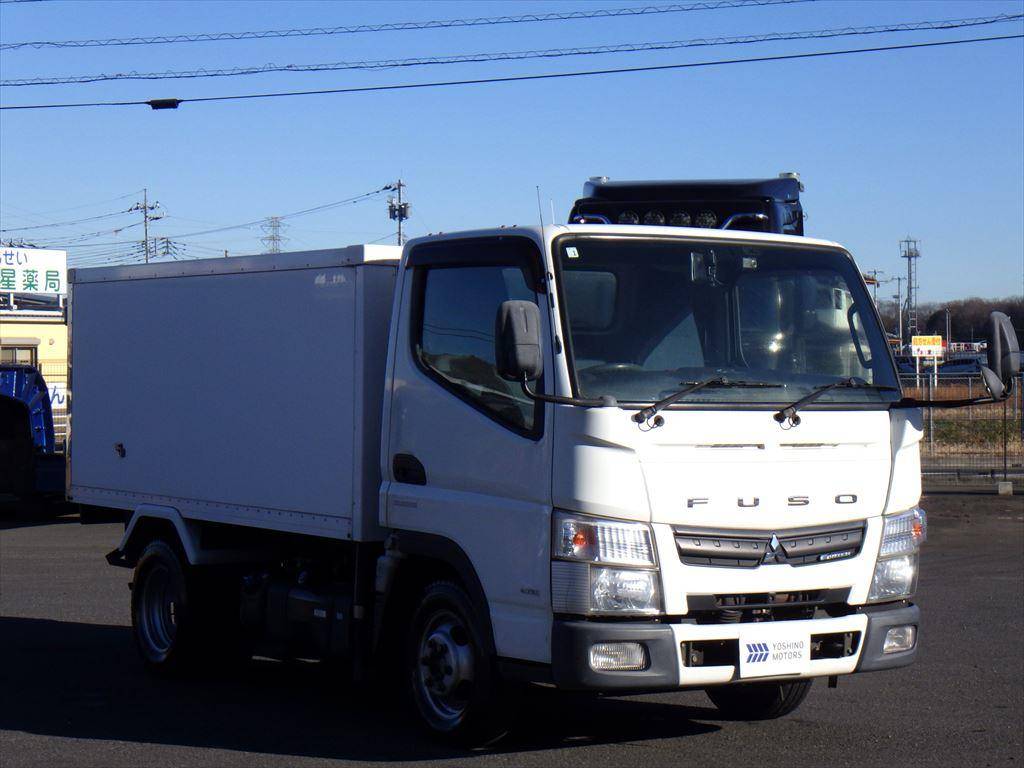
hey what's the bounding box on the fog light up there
[589,642,648,671]
[882,625,916,654]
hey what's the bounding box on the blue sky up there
[1,0,1021,301]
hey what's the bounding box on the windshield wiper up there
[773,378,899,426]
[633,377,785,425]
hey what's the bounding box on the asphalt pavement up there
[1,492,1021,767]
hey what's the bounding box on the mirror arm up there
[520,377,618,408]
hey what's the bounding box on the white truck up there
[66,177,1020,743]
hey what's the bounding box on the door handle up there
[393,453,427,485]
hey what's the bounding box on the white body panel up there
[381,230,554,662]
[68,246,399,541]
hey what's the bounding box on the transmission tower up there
[154,237,181,260]
[261,216,286,254]
[388,180,410,245]
[899,237,921,345]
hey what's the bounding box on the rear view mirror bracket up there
[894,311,1020,409]
[979,311,1021,401]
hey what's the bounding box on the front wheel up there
[705,679,813,720]
[407,581,514,745]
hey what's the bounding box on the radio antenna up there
[535,185,545,228]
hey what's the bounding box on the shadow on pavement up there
[0,616,719,761]
[0,499,79,530]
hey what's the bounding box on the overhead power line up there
[2,34,1020,113]
[36,221,145,246]
[0,0,810,51]
[6,13,1019,87]
[0,190,143,216]
[166,185,393,239]
[0,207,134,232]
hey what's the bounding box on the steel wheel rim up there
[137,563,179,657]
[416,608,475,727]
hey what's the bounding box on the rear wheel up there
[407,581,513,745]
[705,679,812,720]
[131,539,194,671]
[131,539,250,673]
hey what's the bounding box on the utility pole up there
[899,237,921,346]
[891,276,904,345]
[388,179,410,245]
[261,216,286,254]
[865,269,885,306]
[130,188,162,264]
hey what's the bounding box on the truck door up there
[383,235,553,662]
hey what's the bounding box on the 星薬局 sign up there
[0,248,67,295]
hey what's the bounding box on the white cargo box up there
[67,245,400,541]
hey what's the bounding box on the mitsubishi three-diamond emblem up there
[762,534,784,564]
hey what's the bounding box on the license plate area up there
[738,623,810,678]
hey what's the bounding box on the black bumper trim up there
[551,620,679,690]
[855,602,920,672]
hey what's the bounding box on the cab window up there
[415,263,541,435]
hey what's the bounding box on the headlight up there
[552,512,662,615]
[878,507,927,556]
[869,507,926,602]
[553,511,655,566]
[591,567,660,613]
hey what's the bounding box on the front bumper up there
[551,601,919,690]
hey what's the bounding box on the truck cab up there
[383,220,923,731]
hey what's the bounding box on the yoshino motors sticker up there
[745,642,770,663]
[738,624,811,678]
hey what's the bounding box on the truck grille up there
[673,522,866,568]
[686,588,852,622]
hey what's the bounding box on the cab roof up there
[406,224,845,252]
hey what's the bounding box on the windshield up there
[555,237,899,406]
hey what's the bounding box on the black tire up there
[131,540,250,674]
[407,580,514,745]
[705,679,813,720]
[131,539,199,673]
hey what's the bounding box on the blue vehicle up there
[0,364,65,497]
[938,355,985,375]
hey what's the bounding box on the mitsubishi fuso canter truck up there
[66,176,1020,743]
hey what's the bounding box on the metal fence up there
[900,373,1023,487]
[34,360,68,452]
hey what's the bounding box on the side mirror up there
[494,300,543,382]
[981,311,1021,400]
